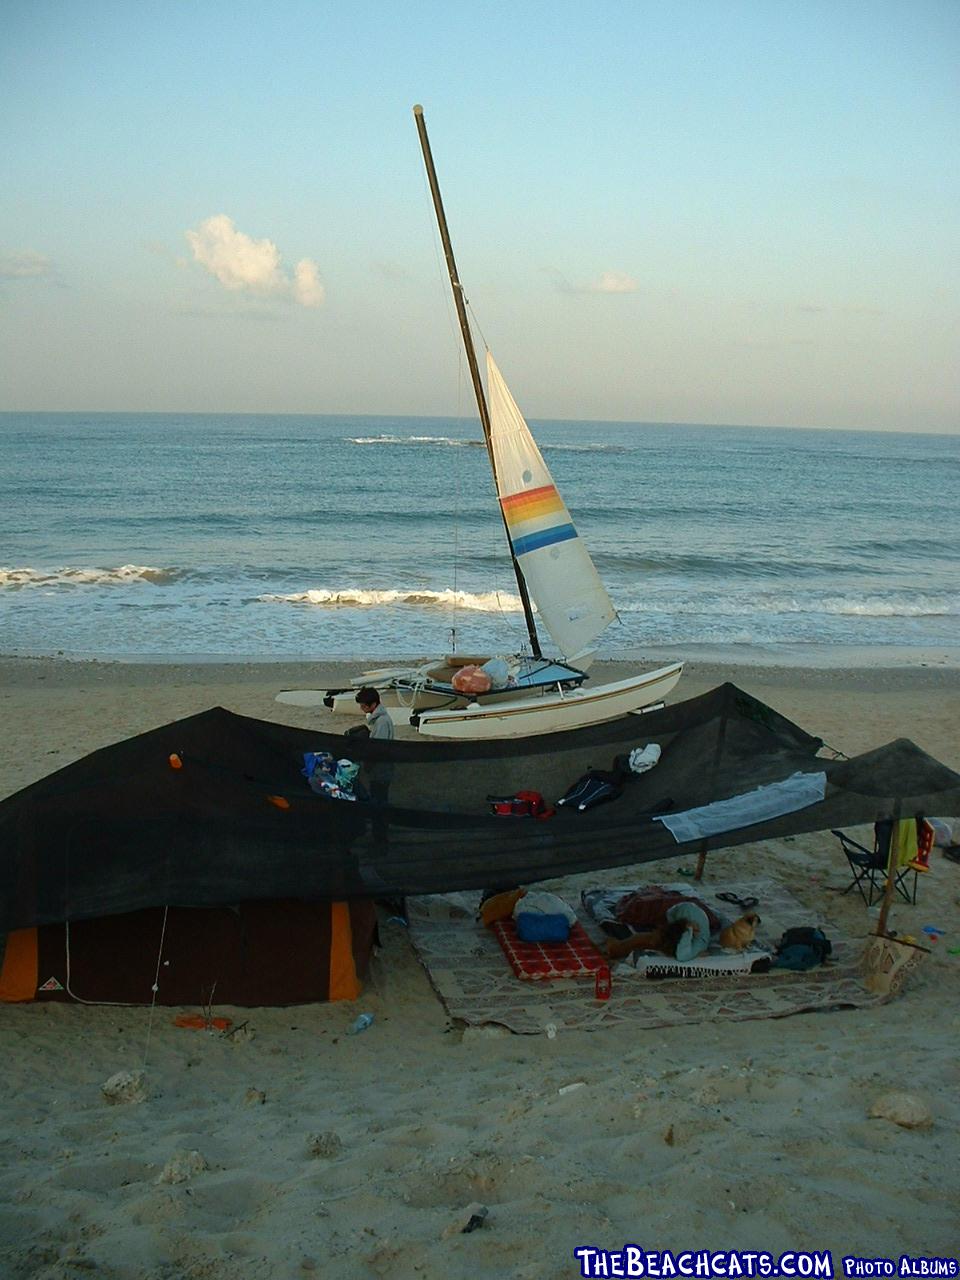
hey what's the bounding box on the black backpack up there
[772,927,832,971]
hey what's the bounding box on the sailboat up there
[279,106,683,739]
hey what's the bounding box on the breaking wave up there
[348,433,629,454]
[0,564,178,589]
[348,434,484,448]
[258,586,527,613]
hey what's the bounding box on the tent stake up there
[875,797,902,936]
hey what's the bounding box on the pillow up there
[516,890,577,925]
[480,888,526,927]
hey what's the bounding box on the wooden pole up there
[412,104,541,658]
[693,842,708,881]
[876,797,902,936]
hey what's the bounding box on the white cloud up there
[185,215,324,307]
[0,250,53,279]
[550,267,640,295]
[592,270,638,294]
[293,258,325,307]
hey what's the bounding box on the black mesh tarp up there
[2,682,958,931]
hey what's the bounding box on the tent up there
[2,683,958,1004]
[0,899,377,1006]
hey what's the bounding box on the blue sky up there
[1,0,957,430]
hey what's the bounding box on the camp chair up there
[832,821,928,907]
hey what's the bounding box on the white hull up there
[411,662,683,740]
[275,686,451,712]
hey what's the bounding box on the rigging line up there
[419,158,470,399]
[465,299,491,355]
[142,905,170,1068]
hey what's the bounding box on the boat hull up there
[410,662,684,739]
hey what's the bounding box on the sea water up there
[1,412,957,662]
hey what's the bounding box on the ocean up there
[1,412,958,662]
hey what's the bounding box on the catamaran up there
[278,106,683,739]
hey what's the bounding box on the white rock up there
[307,1131,343,1158]
[868,1091,933,1129]
[101,1069,147,1105]
[157,1149,208,1184]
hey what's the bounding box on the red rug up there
[493,919,609,983]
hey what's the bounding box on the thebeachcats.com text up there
[573,1248,959,1278]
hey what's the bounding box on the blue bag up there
[515,912,571,944]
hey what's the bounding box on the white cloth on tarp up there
[629,743,661,774]
[514,890,577,925]
[655,770,827,844]
[929,817,954,847]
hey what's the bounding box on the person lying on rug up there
[605,900,715,962]
[602,887,760,962]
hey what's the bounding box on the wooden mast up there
[413,104,542,659]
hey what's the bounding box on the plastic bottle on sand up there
[349,1013,374,1035]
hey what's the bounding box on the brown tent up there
[0,898,376,1006]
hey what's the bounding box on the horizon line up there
[0,408,954,438]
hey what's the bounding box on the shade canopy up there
[2,683,958,932]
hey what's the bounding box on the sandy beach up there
[1,654,958,1278]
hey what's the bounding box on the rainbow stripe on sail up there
[500,485,578,557]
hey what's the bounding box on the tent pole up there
[694,842,708,881]
[875,797,902,936]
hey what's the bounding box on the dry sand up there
[1,655,958,1278]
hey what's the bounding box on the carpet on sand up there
[406,880,890,1035]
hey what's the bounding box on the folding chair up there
[831,824,923,907]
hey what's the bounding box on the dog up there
[719,911,760,950]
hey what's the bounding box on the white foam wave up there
[348,433,622,454]
[258,586,527,613]
[547,442,629,454]
[0,564,175,589]
[348,434,483,448]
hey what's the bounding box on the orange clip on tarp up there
[267,795,290,809]
[168,753,183,770]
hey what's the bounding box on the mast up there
[413,104,541,659]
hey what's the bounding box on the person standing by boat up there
[353,687,396,899]
[355,686,394,808]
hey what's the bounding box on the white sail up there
[486,351,615,659]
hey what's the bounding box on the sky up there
[1,0,958,432]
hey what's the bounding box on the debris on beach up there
[442,1202,489,1238]
[157,1149,209,1184]
[307,1131,343,1158]
[243,1087,266,1107]
[101,1069,148,1105]
[867,1091,933,1129]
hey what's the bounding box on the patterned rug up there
[492,918,609,981]
[405,880,888,1035]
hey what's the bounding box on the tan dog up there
[719,911,760,950]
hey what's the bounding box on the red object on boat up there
[451,664,492,694]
